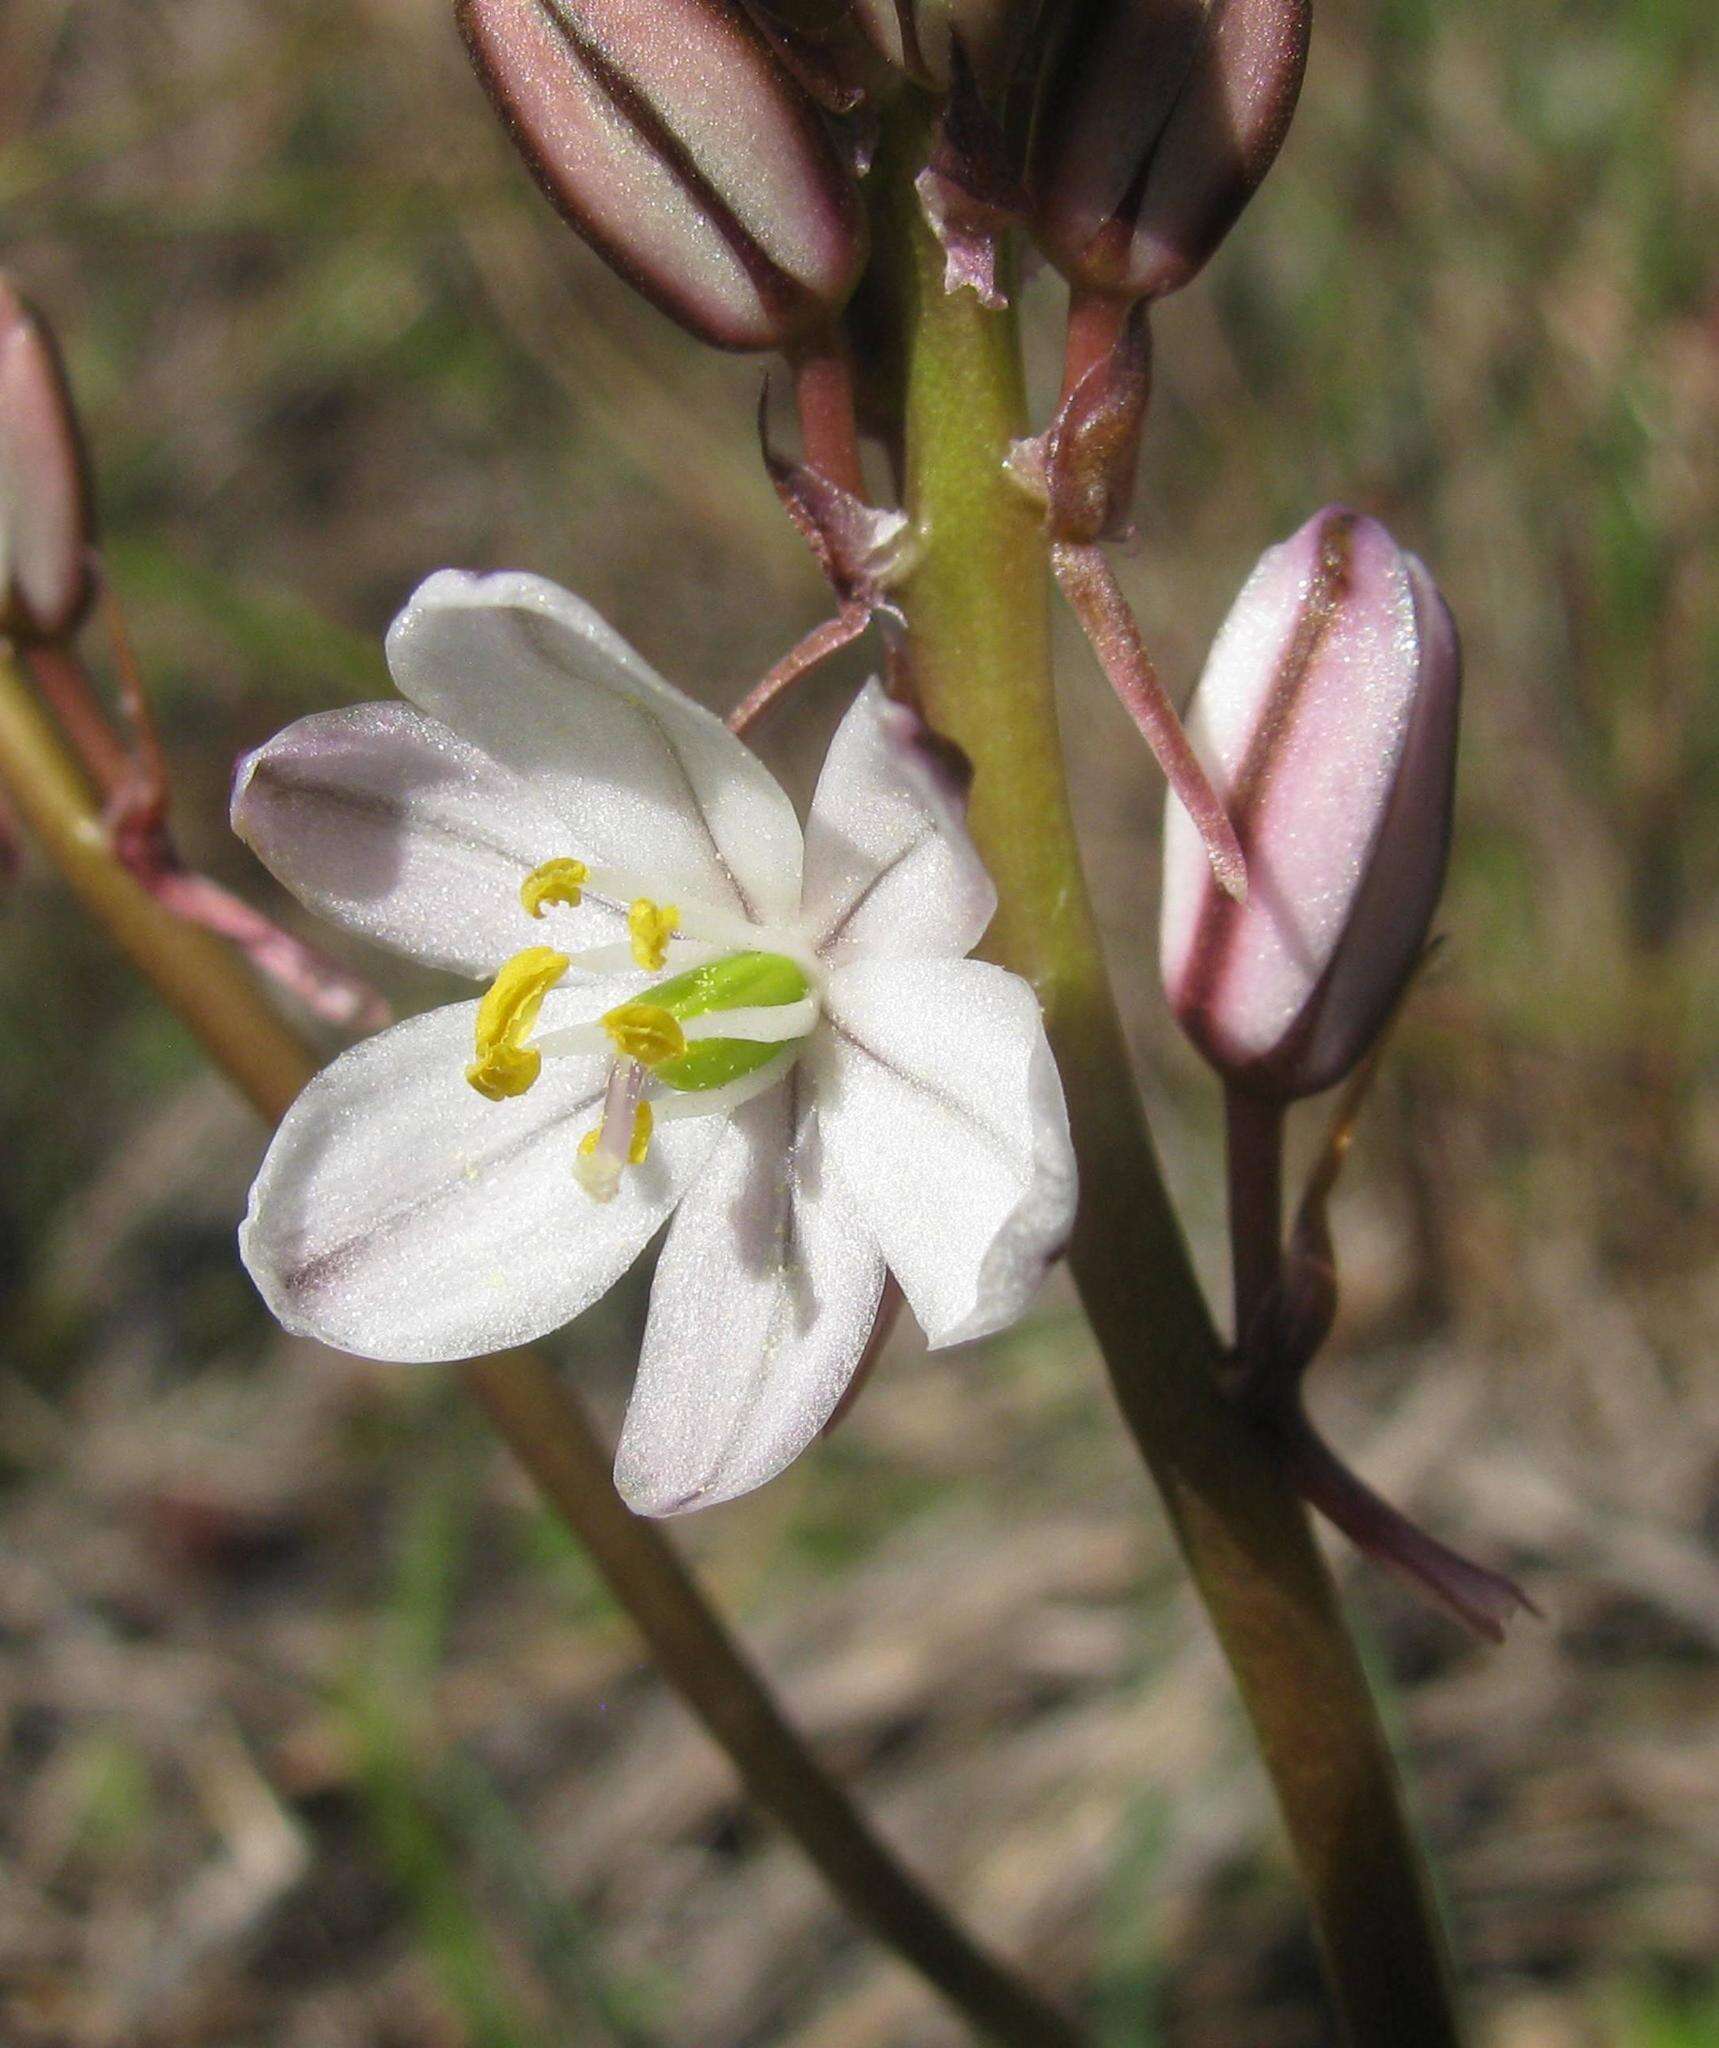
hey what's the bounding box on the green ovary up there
[648,950,812,1092]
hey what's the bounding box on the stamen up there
[601,1001,687,1068]
[520,856,588,918]
[575,1062,650,1203]
[466,945,570,1100]
[558,940,722,980]
[679,998,819,1046]
[628,898,679,971]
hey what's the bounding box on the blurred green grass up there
[1,1,1716,2043]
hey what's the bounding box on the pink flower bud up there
[1161,508,1461,1101]
[458,0,867,352]
[0,279,95,644]
[1031,0,1310,302]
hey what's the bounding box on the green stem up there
[880,107,1462,2046]
[0,641,1081,2048]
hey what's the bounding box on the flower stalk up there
[1049,538,1246,898]
[0,636,1080,2048]
[19,635,132,796]
[789,330,868,497]
[1223,1082,1286,1354]
[878,102,1462,2047]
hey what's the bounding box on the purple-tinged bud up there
[738,2,871,114]
[850,0,1038,90]
[458,0,866,351]
[1031,0,1310,302]
[0,280,95,645]
[1162,508,1461,1101]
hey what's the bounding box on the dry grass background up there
[1,0,1717,2042]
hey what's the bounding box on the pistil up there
[575,1060,652,1203]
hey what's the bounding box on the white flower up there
[234,571,1077,1515]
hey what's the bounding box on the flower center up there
[465,861,819,1203]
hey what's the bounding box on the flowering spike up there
[1161,507,1461,1100]
[0,278,96,645]
[1031,0,1311,303]
[457,0,866,352]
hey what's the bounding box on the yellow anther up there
[601,1002,686,1069]
[576,1099,654,1169]
[466,945,570,1101]
[628,1099,654,1165]
[520,856,589,919]
[627,897,679,971]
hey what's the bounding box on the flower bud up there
[1031,0,1310,302]
[849,0,1038,90]
[0,279,95,644]
[1161,508,1461,1101]
[458,0,867,351]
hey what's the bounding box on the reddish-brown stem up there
[1225,1084,1286,1353]
[790,332,868,499]
[462,1348,1082,2047]
[102,583,171,791]
[1050,539,1246,898]
[21,639,130,797]
[1267,1408,1539,1643]
[1059,288,1131,407]
[727,607,868,737]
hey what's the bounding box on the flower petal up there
[614,1075,886,1516]
[241,981,719,1362]
[800,682,996,964]
[386,571,803,926]
[233,703,628,977]
[811,958,1076,1347]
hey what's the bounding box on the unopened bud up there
[850,0,1038,90]
[0,280,95,644]
[1161,508,1461,1100]
[1032,0,1310,301]
[458,0,866,351]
